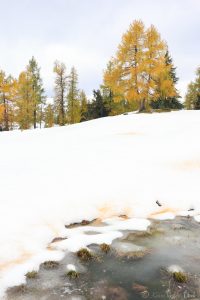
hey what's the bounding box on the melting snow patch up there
[66,264,76,271]
[194,215,200,222]
[151,212,175,220]
[167,265,184,273]
[50,217,150,252]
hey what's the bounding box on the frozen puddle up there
[6,216,200,300]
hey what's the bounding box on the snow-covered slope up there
[0,110,200,297]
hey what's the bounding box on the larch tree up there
[104,21,146,110]
[66,67,81,124]
[143,25,167,109]
[104,20,178,112]
[27,57,45,129]
[0,71,16,131]
[44,104,54,128]
[15,58,45,130]
[0,71,9,130]
[15,71,33,129]
[53,61,68,126]
[79,90,88,122]
[102,61,129,115]
[7,76,18,130]
[185,67,200,110]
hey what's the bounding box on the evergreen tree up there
[166,51,178,84]
[87,101,95,120]
[102,61,115,114]
[66,67,81,124]
[150,50,182,110]
[53,61,68,126]
[88,89,109,119]
[93,90,104,118]
[101,84,113,116]
[185,67,200,109]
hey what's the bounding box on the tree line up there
[0,56,113,131]
[185,67,200,110]
[0,20,198,131]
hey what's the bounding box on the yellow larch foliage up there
[104,20,177,111]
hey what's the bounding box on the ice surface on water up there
[112,241,146,253]
[6,217,200,300]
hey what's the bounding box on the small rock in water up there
[132,283,148,293]
[113,241,149,259]
[106,286,128,300]
[132,283,149,298]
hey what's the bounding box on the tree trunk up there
[33,108,37,129]
[138,99,146,112]
[3,94,9,131]
[61,93,65,126]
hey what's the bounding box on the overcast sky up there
[0,0,199,99]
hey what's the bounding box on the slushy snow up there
[0,110,200,298]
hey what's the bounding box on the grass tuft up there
[77,248,93,261]
[100,243,110,253]
[25,271,38,279]
[66,270,79,279]
[173,271,187,283]
[43,260,59,269]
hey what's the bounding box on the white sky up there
[0,0,199,99]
